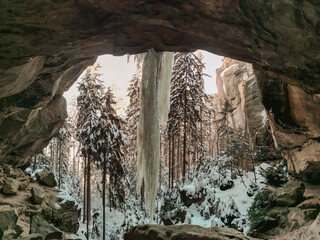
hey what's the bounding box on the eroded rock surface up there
[249,181,320,239]
[0,1,319,170]
[212,58,272,153]
[124,224,257,240]
[0,165,81,239]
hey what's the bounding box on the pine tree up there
[125,67,141,175]
[91,87,126,240]
[56,122,71,189]
[167,52,207,184]
[76,65,104,239]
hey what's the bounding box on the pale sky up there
[64,51,223,113]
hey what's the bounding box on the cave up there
[1,1,320,239]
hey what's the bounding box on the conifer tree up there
[56,122,71,189]
[167,52,207,184]
[91,87,126,240]
[76,65,104,239]
[125,68,141,171]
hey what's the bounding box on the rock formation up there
[124,224,257,240]
[0,165,81,239]
[248,180,320,239]
[0,2,319,177]
[210,58,272,155]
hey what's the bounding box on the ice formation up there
[137,49,173,220]
[158,52,173,125]
[136,49,162,221]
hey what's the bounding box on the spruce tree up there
[91,87,126,240]
[76,65,104,239]
[167,52,207,184]
[125,67,141,167]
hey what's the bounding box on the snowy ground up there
[77,158,267,239]
[26,154,268,239]
[182,166,266,234]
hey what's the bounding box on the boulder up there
[2,177,19,195]
[287,208,307,230]
[297,198,320,210]
[3,226,23,239]
[11,168,25,179]
[19,180,29,190]
[30,215,63,239]
[0,205,18,233]
[303,209,319,222]
[271,181,305,207]
[3,164,14,177]
[180,188,207,207]
[36,170,57,187]
[31,186,44,205]
[220,180,235,191]
[54,200,80,233]
[17,234,43,240]
[124,224,258,240]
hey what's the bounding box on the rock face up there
[35,170,57,187]
[0,2,319,178]
[271,181,305,207]
[124,224,257,240]
[248,181,320,239]
[30,215,62,239]
[0,205,18,238]
[257,70,320,184]
[31,186,45,205]
[2,177,20,195]
[210,58,275,166]
[0,165,81,239]
[215,58,268,143]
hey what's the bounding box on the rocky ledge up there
[124,224,257,240]
[0,1,320,182]
[0,165,81,239]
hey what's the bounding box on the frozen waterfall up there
[136,49,173,221]
[159,52,174,125]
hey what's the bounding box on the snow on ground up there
[174,158,266,234]
[80,158,266,239]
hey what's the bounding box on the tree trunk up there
[168,136,171,189]
[183,90,187,183]
[83,155,87,224]
[177,134,180,182]
[102,154,106,240]
[51,142,55,173]
[73,143,76,174]
[56,139,59,174]
[140,179,144,210]
[86,157,91,240]
[32,156,37,172]
[172,135,175,188]
[58,140,62,189]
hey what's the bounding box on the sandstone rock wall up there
[257,70,320,184]
[0,165,80,239]
[210,58,271,158]
[0,1,319,180]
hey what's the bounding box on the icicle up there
[137,49,162,221]
[158,52,174,125]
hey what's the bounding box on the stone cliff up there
[0,165,80,239]
[211,58,271,154]
[0,1,319,181]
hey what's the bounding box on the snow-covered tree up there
[90,87,126,240]
[76,65,105,236]
[167,52,207,185]
[125,67,141,174]
[56,122,71,188]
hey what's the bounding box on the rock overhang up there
[0,0,319,180]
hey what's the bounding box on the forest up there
[27,50,289,240]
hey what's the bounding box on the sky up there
[64,51,223,112]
